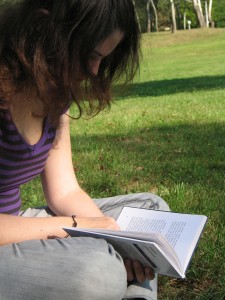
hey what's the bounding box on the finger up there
[132,261,146,283]
[145,267,155,280]
[124,258,135,282]
[105,217,121,230]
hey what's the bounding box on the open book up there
[63,207,207,278]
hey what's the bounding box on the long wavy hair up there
[0,0,141,124]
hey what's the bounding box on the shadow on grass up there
[72,121,225,199]
[113,75,225,98]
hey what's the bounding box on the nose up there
[89,59,101,76]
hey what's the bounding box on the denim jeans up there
[0,193,169,300]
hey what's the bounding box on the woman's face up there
[77,30,124,81]
[88,30,124,76]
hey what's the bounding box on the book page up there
[117,207,207,271]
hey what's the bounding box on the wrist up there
[64,215,77,238]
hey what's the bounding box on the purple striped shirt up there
[0,110,56,215]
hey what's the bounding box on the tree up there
[146,0,151,32]
[150,0,159,32]
[135,0,224,31]
[204,0,209,27]
[208,0,214,27]
[192,0,206,27]
[146,0,158,32]
[170,0,177,33]
[132,0,142,31]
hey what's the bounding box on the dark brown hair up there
[0,0,141,124]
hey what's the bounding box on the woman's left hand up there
[124,258,155,283]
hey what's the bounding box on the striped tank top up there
[0,110,56,215]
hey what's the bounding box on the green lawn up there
[21,28,225,299]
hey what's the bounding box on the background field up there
[22,28,225,299]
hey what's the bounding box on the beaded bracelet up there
[71,215,77,228]
[64,215,77,238]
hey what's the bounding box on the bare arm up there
[41,113,105,218]
[0,213,74,246]
[0,213,119,246]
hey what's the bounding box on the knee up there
[138,192,170,211]
[0,238,127,300]
[67,241,127,299]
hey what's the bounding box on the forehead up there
[93,30,124,57]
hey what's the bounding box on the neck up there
[8,91,46,145]
[9,90,45,120]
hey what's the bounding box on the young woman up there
[0,1,169,299]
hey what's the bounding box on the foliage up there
[135,0,198,31]
[135,0,225,31]
[175,0,198,29]
[212,0,225,28]
[135,0,148,32]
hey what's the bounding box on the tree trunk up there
[183,0,187,30]
[205,1,209,27]
[192,0,206,27]
[132,0,141,31]
[170,0,177,33]
[150,0,158,32]
[208,0,214,27]
[146,0,151,32]
[184,11,187,30]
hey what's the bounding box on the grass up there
[21,28,225,299]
